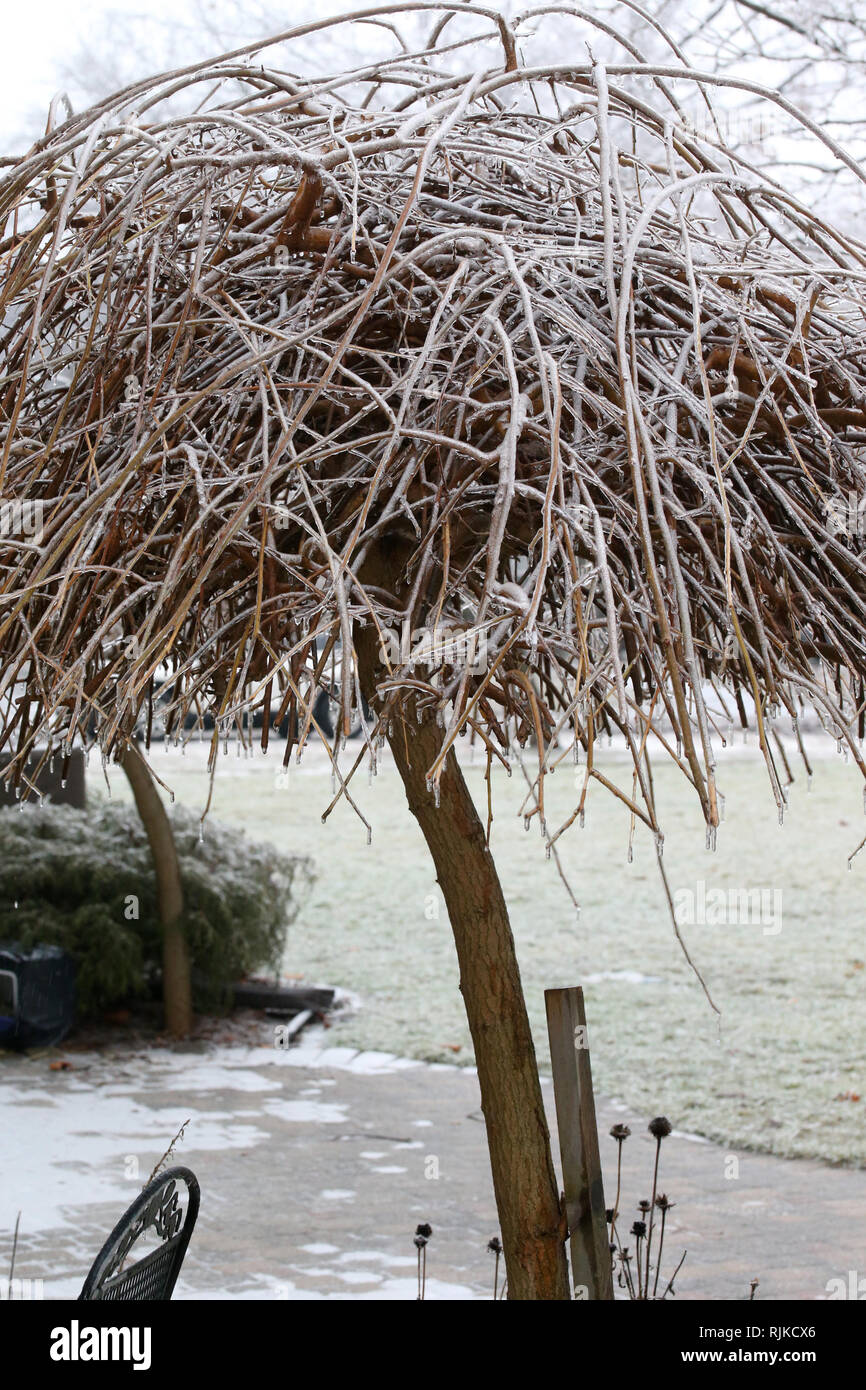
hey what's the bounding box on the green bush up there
[0,798,314,1016]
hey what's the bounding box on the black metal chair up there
[79,1166,200,1301]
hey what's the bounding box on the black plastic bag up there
[0,944,76,1049]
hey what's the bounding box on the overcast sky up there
[0,0,377,151]
[1,0,177,148]
[2,3,82,140]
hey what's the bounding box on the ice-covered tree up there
[3,3,866,1298]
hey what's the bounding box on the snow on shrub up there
[0,798,314,1016]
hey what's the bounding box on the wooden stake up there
[545,986,614,1300]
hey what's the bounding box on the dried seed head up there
[648,1115,672,1140]
[487,1237,502,1254]
[631,1220,647,1238]
[610,1123,631,1143]
[415,1223,433,1239]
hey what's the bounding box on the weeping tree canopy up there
[2,1,866,852]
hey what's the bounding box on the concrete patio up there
[1,1017,862,1300]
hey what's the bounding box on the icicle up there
[706,825,717,852]
[366,826,372,845]
[676,735,682,758]
[198,823,204,843]
[777,807,784,826]
[60,779,67,790]
[545,843,551,860]
[655,830,664,858]
[169,790,175,803]
[579,809,585,828]
[433,782,441,809]
[523,815,531,831]
[627,845,633,864]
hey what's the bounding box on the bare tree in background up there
[51,0,866,230]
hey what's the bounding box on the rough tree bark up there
[354,547,570,1300]
[120,742,193,1038]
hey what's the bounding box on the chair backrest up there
[79,1166,200,1301]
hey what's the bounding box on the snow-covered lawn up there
[99,732,865,1166]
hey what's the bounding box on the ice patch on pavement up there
[0,1082,268,1231]
[0,1034,459,1241]
[263,1098,347,1123]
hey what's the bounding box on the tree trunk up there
[120,742,193,1038]
[355,621,570,1300]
